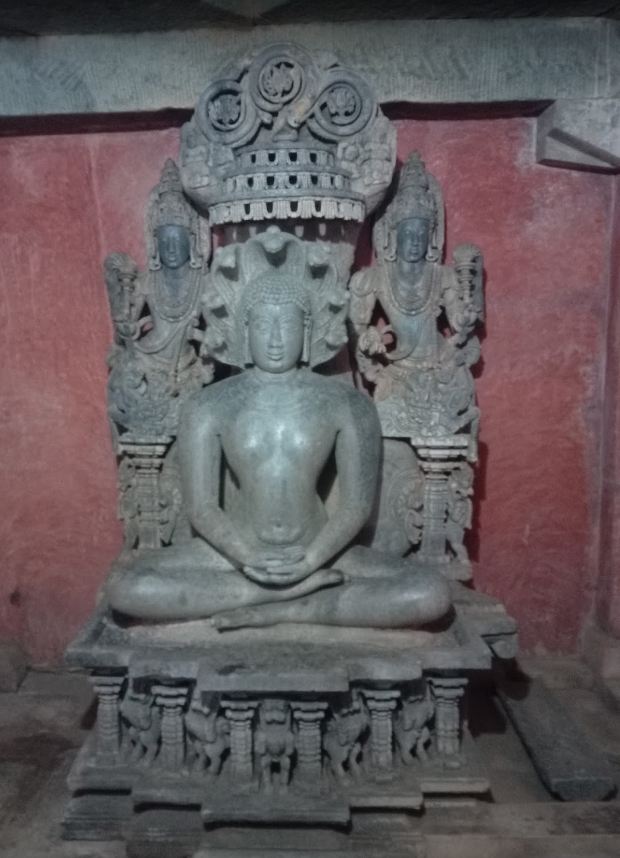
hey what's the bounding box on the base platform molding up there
[63,588,515,851]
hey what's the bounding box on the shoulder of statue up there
[437,261,456,290]
[339,381,380,424]
[350,265,383,298]
[181,375,237,422]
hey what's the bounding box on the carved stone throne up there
[64,44,517,850]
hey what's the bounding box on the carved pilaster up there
[417,442,472,581]
[224,700,257,782]
[118,439,170,549]
[429,677,468,759]
[153,685,189,771]
[292,702,328,784]
[90,675,124,759]
[419,461,449,561]
[363,689,399,776]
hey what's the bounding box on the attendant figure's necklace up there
[154,265,202,322]
[389,261,435,315]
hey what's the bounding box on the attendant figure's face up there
[156,224,191,269]
[396,217,430,263]
[248,302,305,373]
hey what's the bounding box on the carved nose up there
[268,320,283,348]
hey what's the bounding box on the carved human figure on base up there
[106,229,450,630]
[256,700,295,793]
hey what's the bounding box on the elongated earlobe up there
[243,321,252,367]
[301,317,311,364]
[189,232,202,269]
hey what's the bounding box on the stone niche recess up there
[63,42,517,852]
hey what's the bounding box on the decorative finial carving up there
[180,43,396,225]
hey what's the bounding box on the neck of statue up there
[396,257,427,282]
[162,261,191,278]
[250,365,304,383]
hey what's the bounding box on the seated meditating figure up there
[106,238,451,631]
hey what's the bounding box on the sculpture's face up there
[248,301,305,373]
[396,217,430,263]
[156,224,191,269]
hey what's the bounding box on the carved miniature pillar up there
[419,460,449,561]
[224,700,257,782]
[118,439,170,549]
[292,702,328,784]
[90,674,125,759]
[153,685,189,770]
[417,442,469,567]
[363,690,399,776]
[429,677,468,758]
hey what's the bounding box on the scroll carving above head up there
[203,226,349,369]
[180,43,396,225]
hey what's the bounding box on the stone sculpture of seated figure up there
[106,268,451,631]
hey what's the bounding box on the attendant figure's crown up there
[180,44,396,226]
[146,159,209,269]
[390,153,438,226]
[374,151,446,264]
[150,159,193,229]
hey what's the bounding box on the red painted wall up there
[0,118,614,663]
[598,176,620,638]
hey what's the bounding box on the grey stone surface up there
[499,678,617,801]
[3,662,620,857]
[0,641,27,692]
[206,0,291,18]
[583,621,620,680]
[0,19,618,118]
[516,654,595,690]
[536,98,620,171]
[2,0,620,36]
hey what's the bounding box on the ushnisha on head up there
[146,159,206,271]
[241,269,312,372]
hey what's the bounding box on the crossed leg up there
[212,547,452,631]
[106,538,342,622]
